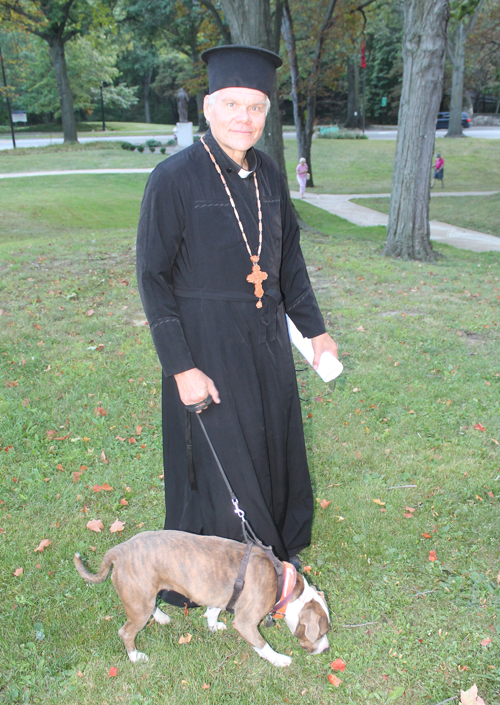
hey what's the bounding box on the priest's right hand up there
[174,368,221,411]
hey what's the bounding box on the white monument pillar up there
[176,122,194,148]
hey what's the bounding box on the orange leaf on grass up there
[303,565,312,573]
[403,512,414,519]
[320,499,331,509]
[93,485,102,492]
[178,633,192,644]
[373,499,385,506]
[72,471,83,482]
[35,324,41,330]
[56,464,64,471]
[327,674,342,687]
[202,684,210,690]
[119,498,128,506]
[46,430,56,440]
[480,638,492,646]
[108,667,118,677]
[473,423,485,432]
[101,483,113,491]
[14,567,23,576]
[110,519,125,533]
[429,550,437,562]
[136,425,142,436]
[87,519,104,533]
[330,658,346,672]
[129,437,137,444]
[101,451,108,463]
[34,539,51,553]
[95,406,107,416]
[405,507,415,513]
[422,533,432,539]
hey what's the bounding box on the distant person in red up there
[431,152,444,189]
[296,157,308,198]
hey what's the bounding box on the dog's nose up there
[322,645,329,653]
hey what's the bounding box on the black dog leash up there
[185,395,284,615]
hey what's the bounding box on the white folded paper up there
[286,315,343,383]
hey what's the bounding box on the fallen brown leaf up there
[110,518,125,533]
[86,519,104,532]
[327,674,342,687]
[320,499,331,509]
[428,550,437,562]
[34,539,51,553]
[178,633,192,644]
[14,567,23,576]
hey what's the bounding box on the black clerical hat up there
[201,45,282,99]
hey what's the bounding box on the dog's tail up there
[74,551,114,584]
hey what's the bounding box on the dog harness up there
[186,396,298,619]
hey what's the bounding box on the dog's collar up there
[271,561,297,619]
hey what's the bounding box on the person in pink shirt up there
[296,157,309,197]
[431,152,444,188]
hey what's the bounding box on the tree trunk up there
[282,1,306,161]
[196,91,208,132]
[47,36,78,143]
[346,59,360,128]
[446,22,465,137]
[218,0,287,179]
[383,0,449,262]
[144,67,153,124]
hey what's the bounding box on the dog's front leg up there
[232,616,292,667]
[203,607,227,632]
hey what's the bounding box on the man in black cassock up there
[136,46,338,606]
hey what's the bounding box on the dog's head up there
[285,576,330,655]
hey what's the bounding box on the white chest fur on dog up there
[74,530,330,666]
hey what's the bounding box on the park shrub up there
[160,147,166,154]
[145,139,162,149]
[317,128,368,140]
[166,138,176,146]
[121,141,136,151]
[137,144,145,153]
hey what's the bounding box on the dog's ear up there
[297,601,325,644]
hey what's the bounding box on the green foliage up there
[317,129,368,139]
[121,141,136,151]
[6,30,138,118]
[137,144,144,152]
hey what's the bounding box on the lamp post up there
[361,37,366,135]
[100,81,106,131]
[0,44,16,149]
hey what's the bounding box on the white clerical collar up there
[238,167,253,179]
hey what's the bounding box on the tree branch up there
[198,0,232,44]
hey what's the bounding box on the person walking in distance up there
[296,157,308,198]
[431,152,444,189]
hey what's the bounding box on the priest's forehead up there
[211,87,268,106]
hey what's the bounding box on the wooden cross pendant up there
[246,263,268,308]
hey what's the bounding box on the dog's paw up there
[153,607,171,625]
[128,649,149,663]
[204,607,225,633]
[254,643,292,667]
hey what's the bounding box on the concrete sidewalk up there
[292,190,500,253]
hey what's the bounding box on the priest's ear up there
[203,94,212,125]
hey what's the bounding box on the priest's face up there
[203,87,268,165]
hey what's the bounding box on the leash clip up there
[232,497,246,520]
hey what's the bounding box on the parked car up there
[436,112,471,129]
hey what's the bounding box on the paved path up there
[291,191,500,253]
[1,166,498,253]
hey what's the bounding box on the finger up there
[206,378,220,404]
[312,350,321,370]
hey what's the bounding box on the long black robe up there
[136,131,325,563]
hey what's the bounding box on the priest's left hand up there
[311,332,338,370]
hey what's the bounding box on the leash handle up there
[185,394,213,413]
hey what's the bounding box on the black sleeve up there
[279,176,326,339]
[136,165,195,377]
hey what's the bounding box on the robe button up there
[226,168,232,173]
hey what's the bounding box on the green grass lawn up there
[0,142,167,174]
[285,137,500,194]
[1,174,499,705]
[0,121,176,137]
[352,194,500,239]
